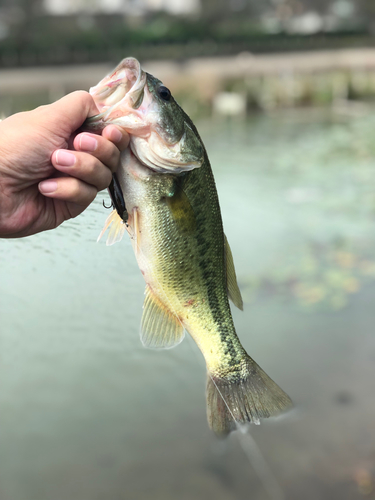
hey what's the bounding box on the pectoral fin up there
[224,235,243,311]
[141,285,185,349]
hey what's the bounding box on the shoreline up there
[2,47,375,95]
[2,48,375,116]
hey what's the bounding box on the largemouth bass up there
[87,58,292,436]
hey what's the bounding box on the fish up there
[86,57,292,436]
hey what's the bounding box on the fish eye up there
[157,86,171,101]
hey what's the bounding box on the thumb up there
[47,91,100,134]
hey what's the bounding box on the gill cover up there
[130,121,203,174]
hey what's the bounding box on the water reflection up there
[1,110,375,500]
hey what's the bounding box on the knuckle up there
[108,146,120,169]
[73,133,82,150]
[108,140,121,163]
[73,180,96,205]
[85,155,112,190]
[97,139,120,171]
[85,155,98,176]
[102,167,113,188]
[71,179,83,198]
[96,168,112,191]
[73,90,91,106]
[121,132,130,150]
[86,188,97,204]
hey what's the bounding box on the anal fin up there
[141,285,185,349]
[224,234,243,310]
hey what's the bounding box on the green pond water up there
[2,109,375,500]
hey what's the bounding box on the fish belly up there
[119,152,242,367]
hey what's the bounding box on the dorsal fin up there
[141,285,185,349]
[224,234,243,311]
[97,209,126,246]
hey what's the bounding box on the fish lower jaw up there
[130,134,201,175]
[132,149,201,175]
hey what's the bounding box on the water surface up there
[2,110,375,500]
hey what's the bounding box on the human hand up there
[0,91,129,238]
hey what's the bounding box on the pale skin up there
[0,91,129,238]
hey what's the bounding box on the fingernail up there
[55,150,76,166]
[79,134,98,151]
[109,127,122,144]
[39,180,58,194]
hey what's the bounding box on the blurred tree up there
[199,0,335,23]
[200,0,273,22]
[295,0,330,13]
[200,0,231,21]
[0,0,45,46]
[358,0,375,33]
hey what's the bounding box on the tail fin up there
[206,355,292,437]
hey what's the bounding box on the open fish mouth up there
[86,57,147,125]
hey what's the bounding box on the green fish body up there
[88,58,292,436]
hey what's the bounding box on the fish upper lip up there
[117,57,146,109]
[89,57,146,121]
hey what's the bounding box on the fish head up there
[86,57,204,174]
